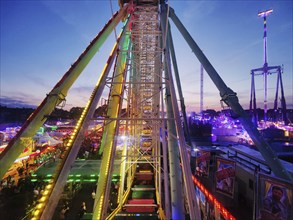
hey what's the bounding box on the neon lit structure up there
[1,1,291,220]
[250,9,288,125]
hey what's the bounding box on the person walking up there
[91,191,96,200]
[78,202,86,219]
[59,206,69,220]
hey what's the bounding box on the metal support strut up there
[169,7,292,182]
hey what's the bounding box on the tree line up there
[0,105,108,124]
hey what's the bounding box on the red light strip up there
[192,175,236,220]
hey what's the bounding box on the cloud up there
[39,1,90,41]
[70,85,93,94]
[225,38,262,64]
[180,1,218,24]
[64,85,99,108]
[41,1,79,28]
[184,88,219,97]
[279,21,293,32]
[40,1,115,42]
[0,95,37,109]
[26,74,52,89]
[0,83,105,111]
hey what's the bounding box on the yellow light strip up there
[96,195,104,219]
[31,16,127,220]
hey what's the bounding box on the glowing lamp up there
[258,9,273,17]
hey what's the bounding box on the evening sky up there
[1,0,292,113]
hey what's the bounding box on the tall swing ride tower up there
[250,9,288,125]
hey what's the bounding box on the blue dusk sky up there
[1,0,292,113]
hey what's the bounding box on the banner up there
[215,157,236,198]
[257,173,293,220]
[196,151,211,177]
